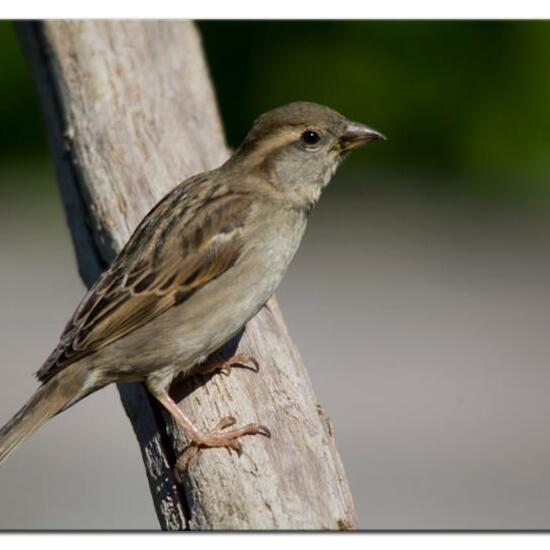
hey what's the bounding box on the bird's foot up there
[199,353,260,377]
[148,386,270,482]
[174,416,270,477]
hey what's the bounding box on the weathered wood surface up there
[17,20,357,530]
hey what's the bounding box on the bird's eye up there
[301,130,321,146]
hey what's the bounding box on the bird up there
[0,101,384,473]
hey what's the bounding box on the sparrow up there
[0,101,384,472]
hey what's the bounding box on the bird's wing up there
[37,177,252,382]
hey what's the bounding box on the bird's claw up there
[173,415,271,479]
[200,354,260,378]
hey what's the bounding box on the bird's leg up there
[147,386,270,477]
[198,353,260,377]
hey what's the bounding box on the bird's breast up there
[116,208,307,376]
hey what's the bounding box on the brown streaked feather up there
[37,173,252,383]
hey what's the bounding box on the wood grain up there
[17,20,357,530]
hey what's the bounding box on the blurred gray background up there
[1,21,550,530]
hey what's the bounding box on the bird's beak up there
[339,121,386,152]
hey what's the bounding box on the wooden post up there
[16,20,357,530]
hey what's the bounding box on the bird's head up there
[231,101,385,211]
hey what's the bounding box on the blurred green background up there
[2,20,550,530]
[3,20,550,197]
[201,20,550,197]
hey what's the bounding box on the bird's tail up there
[0,364,93,466]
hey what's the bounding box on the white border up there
[2,1,550,544]
[3,0,550,19]
[2,534,550,550]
